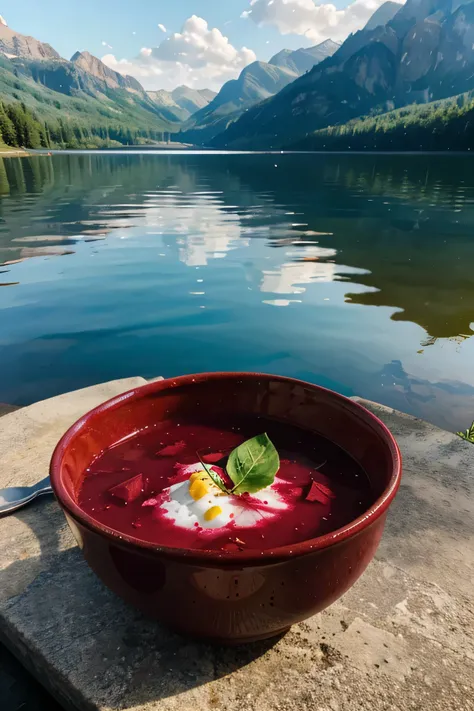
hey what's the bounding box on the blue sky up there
[3,1,308,62]
[1,0,392,91]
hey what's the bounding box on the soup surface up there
[79,416,373,551]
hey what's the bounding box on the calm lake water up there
[0,151,473,431]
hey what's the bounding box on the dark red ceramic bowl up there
[50,373,401,644]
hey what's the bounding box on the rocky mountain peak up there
[0,22,60,60]
[71,50,144,94]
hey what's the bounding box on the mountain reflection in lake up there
[0,151,473,431]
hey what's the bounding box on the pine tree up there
[0,103,17,146]
[59,119,74,146]
[23,113,42,148]
[6,104,27,146]
[43,123,52,148]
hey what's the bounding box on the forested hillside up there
[289,92,474,151]
[0,56,171,148]
[0,98,160,150]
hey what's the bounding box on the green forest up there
[290,91,474,151]
[0,99,169,150]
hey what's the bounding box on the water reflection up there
[0,152,473,428]
[260,246,368,300]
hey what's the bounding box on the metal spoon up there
[0,476,53,516]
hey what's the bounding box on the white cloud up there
[158,23,167,32]
[102,15,256,91]
[0,15,7,27]
[242,0,404,44]
[101,41,113,49]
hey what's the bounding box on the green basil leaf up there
[197,456,230,494]
[227,433,280,495]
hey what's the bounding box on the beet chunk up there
[156,441,186,457]
[201,451,224,464]
[306,480,335,504]
[109,473,144,503]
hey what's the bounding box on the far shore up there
[0,141,195,158]
[0,146,29,157]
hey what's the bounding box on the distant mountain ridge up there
[211,0,474,149]
[179,39,340,145]
[269,40,341,73]
[148,86,217,122]
[172,86,216,114]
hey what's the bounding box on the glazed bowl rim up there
[50,372,402,564]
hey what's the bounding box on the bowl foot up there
[197,625,292,646]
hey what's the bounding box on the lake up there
[0,151,473,432]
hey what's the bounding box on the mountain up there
[212,0,474,149]
[179,40,340,145]
[364,1,402,30]
[71,51,144,94]
[148,85,217,122]
[0,19,60,60]
[269,40,341,73]
[172,86,216,114]
[147,90,188,122]
[8,53,178,127]
[0,53,178,147]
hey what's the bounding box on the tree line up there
[0,100,170,150]
[290,91,474,152]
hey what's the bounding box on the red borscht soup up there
[79,415,373,552]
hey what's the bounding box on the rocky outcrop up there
[71,51,144,94]
[0,22,60,60]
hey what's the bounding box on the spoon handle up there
[0,475,54,516]
[31,476,53,494]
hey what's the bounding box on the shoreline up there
[0,147,29,157]
[14,147,474,156]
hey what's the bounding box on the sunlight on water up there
[0,151,473,431]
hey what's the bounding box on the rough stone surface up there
[0,388,473,711]
[0,403,19,418]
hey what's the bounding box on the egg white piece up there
[160,475,289,530]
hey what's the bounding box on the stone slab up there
[0,403,19,418]
[0,388,473,711]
